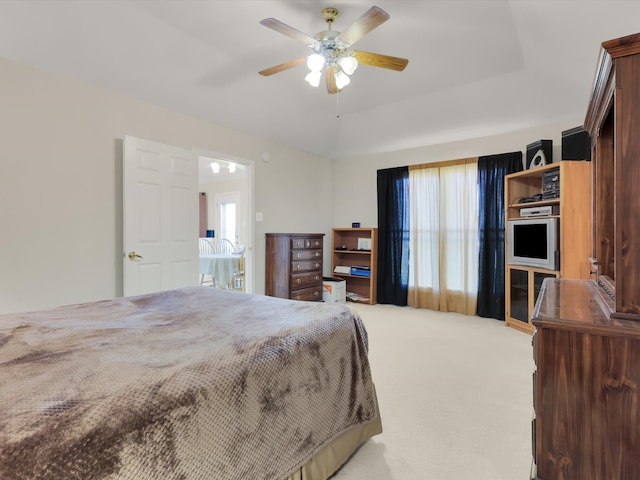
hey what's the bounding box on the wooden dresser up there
[531,32,640,480]
[532,279,640,479]
[265,233,324,301]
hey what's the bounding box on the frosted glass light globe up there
[338,56,358,75]
[305,70,322,87]
[335,69,351,89]
[307,54,326,72]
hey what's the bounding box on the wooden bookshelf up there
[331,228,377,305]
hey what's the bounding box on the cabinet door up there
[533,272,556,305]
[509,268,529,323]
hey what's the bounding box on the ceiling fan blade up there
[326,66,339,94]
[259,57,306,76]
[260,18,317,46]
[337,6,390,46]
[353,50,409,71]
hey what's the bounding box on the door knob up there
[128,251,143,260]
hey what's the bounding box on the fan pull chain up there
[336,91,340,119]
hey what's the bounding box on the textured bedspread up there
[0,287,379,480]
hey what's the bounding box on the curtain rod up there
[409,157,477,171]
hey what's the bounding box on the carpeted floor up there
[332,303,534,480]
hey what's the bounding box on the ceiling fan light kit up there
[305,70,322,87]
[259,6,408,94]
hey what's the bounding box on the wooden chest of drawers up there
[532,278,640,479]
[265,233,324,301]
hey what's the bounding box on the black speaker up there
[526,140,552,169]
[562,126,591,161]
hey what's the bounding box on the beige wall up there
[0,58,333,314]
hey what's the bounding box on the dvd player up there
[520,205,559,217]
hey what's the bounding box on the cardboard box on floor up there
[322,277,346,303]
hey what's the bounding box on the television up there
[507,218,559,270]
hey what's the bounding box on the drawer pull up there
[314,291,319,296]
[296,278,302,284]
[314,275,320,281]
[315,262,320,268]
[315,252,320,257]
[297,253,302,259]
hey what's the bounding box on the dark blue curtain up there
[477,152,523,320]
[377,167,409,306]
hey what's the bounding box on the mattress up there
[0,287,381,480]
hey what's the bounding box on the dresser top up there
[532,278,640,338]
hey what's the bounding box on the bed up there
[0,286,381,480]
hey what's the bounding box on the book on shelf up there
[350,266,371,277]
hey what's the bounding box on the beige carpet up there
[332,303,534,480]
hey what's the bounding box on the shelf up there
[507,162,559,179]
[331,228,377,305]
[509,215,560,221]
[333,273,371,279]
[333,250,371,254]
[508,199,560,209]
[346,292,370,303]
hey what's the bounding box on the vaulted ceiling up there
[1,1,639,160]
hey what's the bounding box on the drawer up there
[291,271,322,289]
[291,260,322,272]
[291,249,322,261]
[290,285,322,301]
[291,237,323,249]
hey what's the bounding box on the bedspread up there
[0,287,379,480]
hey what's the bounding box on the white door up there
[123,136,199,296]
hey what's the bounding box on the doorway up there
[198,155,253,292]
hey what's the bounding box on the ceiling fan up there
[258,6,408,94]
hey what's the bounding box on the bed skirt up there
[286,388,382,480]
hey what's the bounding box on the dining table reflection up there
[199,253,241,289]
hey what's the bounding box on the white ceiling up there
[1,1,639,160]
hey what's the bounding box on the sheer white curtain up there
[408,159,479,315]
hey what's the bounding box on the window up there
[220,201,236,244]
[408,159,478,315]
